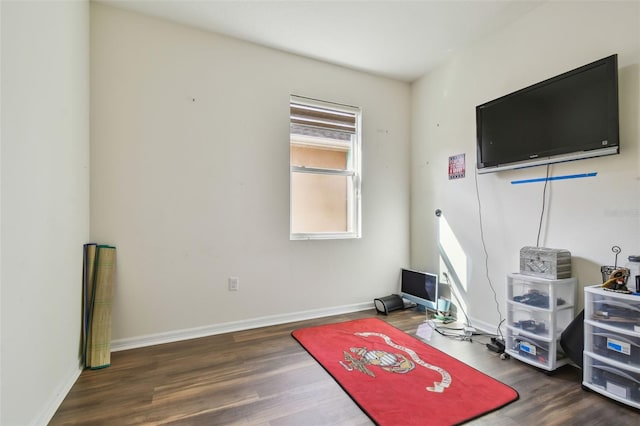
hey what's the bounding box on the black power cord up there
[474,165,506,344]
[536,164,551,248]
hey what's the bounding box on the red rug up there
[292,318,518,425]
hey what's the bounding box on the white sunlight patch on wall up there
[437,214,471,322]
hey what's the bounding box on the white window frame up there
[290,95,362,240]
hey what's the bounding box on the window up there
[290,95,362,240]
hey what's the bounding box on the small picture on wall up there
[448,154,465,180]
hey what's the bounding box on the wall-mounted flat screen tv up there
[476,54,619,173]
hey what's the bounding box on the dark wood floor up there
[51,309,638,425]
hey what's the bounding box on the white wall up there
[411,1,640,329]
[90,4,411,343]
[0,1,90,425]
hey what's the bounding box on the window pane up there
[291,144,348,170]
[291,172,352,234]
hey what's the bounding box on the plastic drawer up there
[509,306,551,337]
[506,333,564,368]
[588,296,640,332]
[507,275,574,309]
[584,355,640,405]
[590,325,640,367]
[508,303,575,339]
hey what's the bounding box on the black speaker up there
[374,294,404,315]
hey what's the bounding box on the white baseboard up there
[111,301,374,352]
[467,316,504,337]
[33,360,83,426]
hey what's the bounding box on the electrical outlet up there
[228,277,239,291]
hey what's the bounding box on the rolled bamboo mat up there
[84,244,116,369]
[82,243,97,366]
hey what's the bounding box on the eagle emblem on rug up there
[339,331,452,393]
[340,347,415,376]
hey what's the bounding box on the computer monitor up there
[400,268,438,312]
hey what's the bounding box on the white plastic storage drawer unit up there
[583,285,640,408]
[505,273,576,371]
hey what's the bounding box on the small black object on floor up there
[487,337,505,354]
[373,294,405,315]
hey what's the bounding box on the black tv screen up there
[400,268,438,311]
[476,54,619,173]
